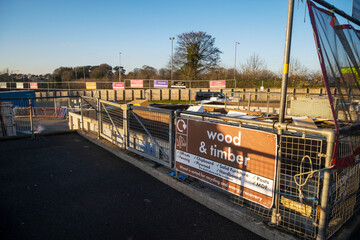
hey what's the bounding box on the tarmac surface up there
[0,133,264,240]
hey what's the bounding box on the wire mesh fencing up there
[326,126,360,238]
[99,100,125,148]
[276,135,325,239]
[0,96,79,136]
[127,106,174,168]
[66,96,360,239]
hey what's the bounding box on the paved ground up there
[0,133,264,240]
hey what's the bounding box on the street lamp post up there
[234,41,240,89]
[119,52,122,82]
[169,37,175,81]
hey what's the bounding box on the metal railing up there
[0,96,79,137]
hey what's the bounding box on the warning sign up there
[175,118,277,208]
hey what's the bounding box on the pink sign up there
[30,82,38,89]
[113,82,125,90]
[210,80,226,89]
[131,80,143,88]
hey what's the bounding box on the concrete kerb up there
[77,130,296,240]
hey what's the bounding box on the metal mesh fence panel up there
[99,101,125,147]
[326,127,360,238]
[128,107,172,166]
[0,97,78,136]
[81,97,98,120]
[277,135,325,239]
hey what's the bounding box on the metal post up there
[29,99,34,137]
[119,52,121,82]
[225,92,227,108]
[271,0,295,226]
[279,0,294,123]
[80,99,84,130]
[170,37,175,82]
[169,111,175,168]
[248,93,252,111]
[122,104,130,150]
[234,41,239,89]
[267,93,270,116]
[97,99,101,139]
[54,97,57,117]
[317,131,336,240]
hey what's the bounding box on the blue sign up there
[154,80,168,88]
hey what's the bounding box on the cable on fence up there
[294,155,334,205]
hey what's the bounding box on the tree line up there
[1,31,324,88]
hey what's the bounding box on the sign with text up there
[171,81,186,88]
[16,82,24,89]
[154,80,168,88]
[131,80,143,88]
[112,82,125,90]
[86,82,97,90]
[175,118,277,208]
[0,82,6,88]
[30,82,38,89]
[210,80,226,89]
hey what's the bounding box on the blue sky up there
[0,0,354,75]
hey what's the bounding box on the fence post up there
[247,93,252,111]
[122,104,130,150]
[54,97,57,117]
[169,110,175,169]
[317,130,336,240]
[81,98,84,130]
[266,93,270,116]
[97,99,101,139]
[29,99,34,137]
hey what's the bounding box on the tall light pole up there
[169,37,175,81]
[119,52,122,82]
[234,41,240,89]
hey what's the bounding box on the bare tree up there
[242,53,266,73]
[289,57,309,86]
[173,31,222,80]
[241,53,268,80]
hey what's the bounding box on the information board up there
[175,118,277,208]
[210,80,226,89]
[131,80,143,88]
[86,82,97,90]
[30,82,38,89]
[154,80,168,88]
[112,82,125,90]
